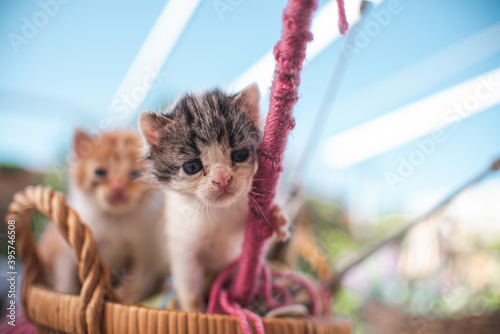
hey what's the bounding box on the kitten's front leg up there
[113,277,143,304]
[171,249,205,312]
[54,251,79,295]
[111,255,144,304]
[116,246,168,303]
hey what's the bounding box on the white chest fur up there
[165,189,248,271]
[68,187,167,278]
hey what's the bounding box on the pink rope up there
[207,0,349,331]
[229,0,349,306]
[243,309,266,334]
[209,261,328,333]
[209,261,325,310]
[219,291,265,334]
[337,0,349,35]
[262,265,293,308]
[207,260,239,314]
[230,0,318,307]
[273,271,322,316]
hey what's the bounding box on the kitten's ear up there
[234,83,261,126]
[139,111,171,149]
[73,129,93,158]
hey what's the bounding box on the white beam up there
[321,67,500,169]
[108,0,201,123]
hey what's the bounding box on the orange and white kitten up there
[39,130,167,303]
[139,84,289,311]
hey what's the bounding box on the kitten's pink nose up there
[212,174,232,189]
[111,181,126,197]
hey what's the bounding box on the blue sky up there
[0,0,499,216]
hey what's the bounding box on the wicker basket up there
[364,300,500,334]
[6,185,352,334]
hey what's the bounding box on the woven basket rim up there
[26,284,353,333]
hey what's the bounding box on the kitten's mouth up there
[217,190,233,200]
[107,194,130,205]
[209,189,235,202]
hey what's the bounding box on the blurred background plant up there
[281,176,500,333]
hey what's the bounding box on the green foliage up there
[481,290,500,313]
[333,288,366,334]
[40,168,67,192]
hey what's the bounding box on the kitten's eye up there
[231,149,249,163]
[94,168,107,177]
[182,159,203,175]
[130,170,142,179]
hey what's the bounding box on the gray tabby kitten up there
[139,84,289,311]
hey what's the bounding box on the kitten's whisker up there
[194,201,202,221]
[204,199,211,220]
[249,190,266,198]
[210,201,216,220]
[247,195,259,220]
[206,200,213,220]
[248,195,271,227]
[251,196,269,226]
[199,201,206,233]
[203,199,210,221]
[251,186,273,195]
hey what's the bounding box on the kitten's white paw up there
[179,293,206,312]
[270,204,290,241]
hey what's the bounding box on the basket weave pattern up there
[6,186,352,334]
